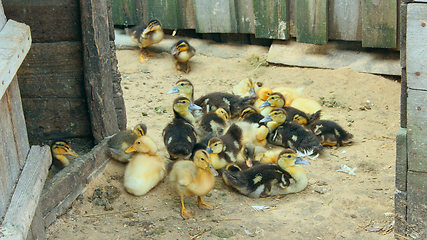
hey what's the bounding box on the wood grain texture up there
[361,0,397,48]
[407,89,427,172]
[2,0,81,43]
[0,20,31,99]
[111,0,141,26]
[177,0,196,29]
[406,3,427,90]
[407,171,427,230]
[253,0,288,39]
[193,0,237,33]
[81,0,120,143]
[235,0,255,34]
[1,146,51,240]
[328,0,362,41]
[295,0,328,44]
[17,42,85,99]
[143,0,180,29]
[395,128,407,192]
[27,204,46,240]
[0,0,6,30]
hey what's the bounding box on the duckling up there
[163,97,202,160]
[233,121,269,147]
[126,19,164,63]
[260,108,323,154]
[258,148,283,164]
[259,93,311,125]
[307,119,354,146]
[123,136,165,196]
[239,105,265,126]
[49,140,79,177]
[195,92,255,119]
[253,87,273,112]
[108,123,147,163]
[197,107,230,139]
[169,149,218,220]
[272,86,303,106]
[167,79,194,102]
[233,78,257,97]
[171,40,196,73]
[259,92,286,117]
[290,97,323,115]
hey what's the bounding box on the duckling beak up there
[245,157,253,168]
[142,27,153,36]
[259,115,272,123]
[167,86,179,94]
[295,157,311,165]
[249,87,256,98]
[208,163,218,176]
[171,47,179,55]
[188,102,202,110]
[125,145,136,153]
[206,147,213,154]
[66,149,79,158]
[259,100,270,108]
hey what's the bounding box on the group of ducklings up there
[126,19,196,73]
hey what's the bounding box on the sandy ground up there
[46,35,400,239]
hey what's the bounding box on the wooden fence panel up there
[328,0,362,41]
[253,0,288,39]
[361,0,397,48]
[177,0,196,29]
[235,0,255,34]
[193,0,237,33]
[111,0,141,26]
[142,0,180,29]
[295,0,328,44]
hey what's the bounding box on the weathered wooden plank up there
[295,0,328,44]
[0,0,6,30]
[394,189,407,238]
[2,0,81,43]
[81,0,120,143]
[1,146,51,240]
[396,128,407,191]
[236,0,255,34]
[361,0,397,48]
[22,98,92,141]
[177,0,196,29]
[0,20,31,99]
[328,0,362,41]
[406,3,427,90]
[407,89,427,172]
[27,205,46,240]
[5,77,30,167]
[17,42,85,99]
[111,0,141,26]
[193,0,237,33]
[41,138,110,227]
[407,171,427,231]
[142,0,180,29]
[110,41,127,131]
[253,0,288,39]
[400,2,407,69]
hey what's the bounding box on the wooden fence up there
[111,0,399,48]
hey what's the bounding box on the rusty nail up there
[416,72,421,76]
[18,54,20,58]
[417,106,422,111]
[413,153,417,157]
[2,81,4,85]
[422,22,426,27]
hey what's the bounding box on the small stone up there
[350,214,357,218]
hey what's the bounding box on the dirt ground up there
[46,35,400,239]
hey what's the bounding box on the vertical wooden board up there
[295,0,328,44]
[361,0,397,48]
[142,0,180,29]
[328,0,362,41]
[177,0,196,29]
[111,0,140,26]
[193,0,237,33]
[407,89,427,172]
[406,3,427,90]
[0,0,6,30]
[253,0,288,39]
[407,171,427,230]
[235,0,255,34]
[395,128,407,192]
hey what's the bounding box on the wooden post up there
[295,0,328,44]
[253,0,288,40]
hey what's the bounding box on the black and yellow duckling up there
[197,107,230,139]
[123,135,165,196]
[163,97,202,160]
[233,121,269,147]
[260,108,323,154]
[239,105,265,126]
[126,19,164,63]
[171,40,196,73]
[108,123,147,163]
[167,79,195,101]
[307,119,354,146]
[232,78,257,97]
[49,140,79,177]
[253,87,273,112]
[169,149,218,220]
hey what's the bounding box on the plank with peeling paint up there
[328,0,362,41]
[193,0,237,33]
[295,0,328,44]
[253,0,288,39]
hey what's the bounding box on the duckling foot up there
[180,196,194,220]
[139,53,147,63]
[322,141,338,146]
[197,196,215,210]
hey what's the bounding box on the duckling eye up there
[287,155,291,158]
[266,93,270,96]
[137,141,142,145]
[200,157,205,161]
[180,83,184,86]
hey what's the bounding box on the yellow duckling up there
[108,123,147,163]
[259,92,286,116]
[253,86,273,112]
[48,140,79,178]
[258,148,283,164]
[123,136,165,196]
[166,79,194,102]
[272,86,303,106]
[169,149,218,220]
[290,97,323,115]
[126,19,164,63]
[233,121,269,147]
[171,40,196,73]
[233,78,257,97]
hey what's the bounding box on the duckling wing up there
[195,92,255,118]
[163,120,197,158]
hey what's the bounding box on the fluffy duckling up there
[233,121,269,147]
[49,140,79,178]
[126,19,164,63]
[272,86,303,106]
[307,119,354,146]
[258,148,283,164]
[259,92,286,116]
[167,79,194,101]
[239,105,265,126]
[260,108,323,154]
[123,136,165,196]
[108,123,147,163]
[290,97,323,115]
[169,149,218,220]
[171,40,196,73]
[253,87,273,112]
[197,107,230,139]
[233,78,257,97]
[259,93,311,125]
[163,97,202,160]
[206,124,243,169]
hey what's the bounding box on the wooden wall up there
[112,0,399,48]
